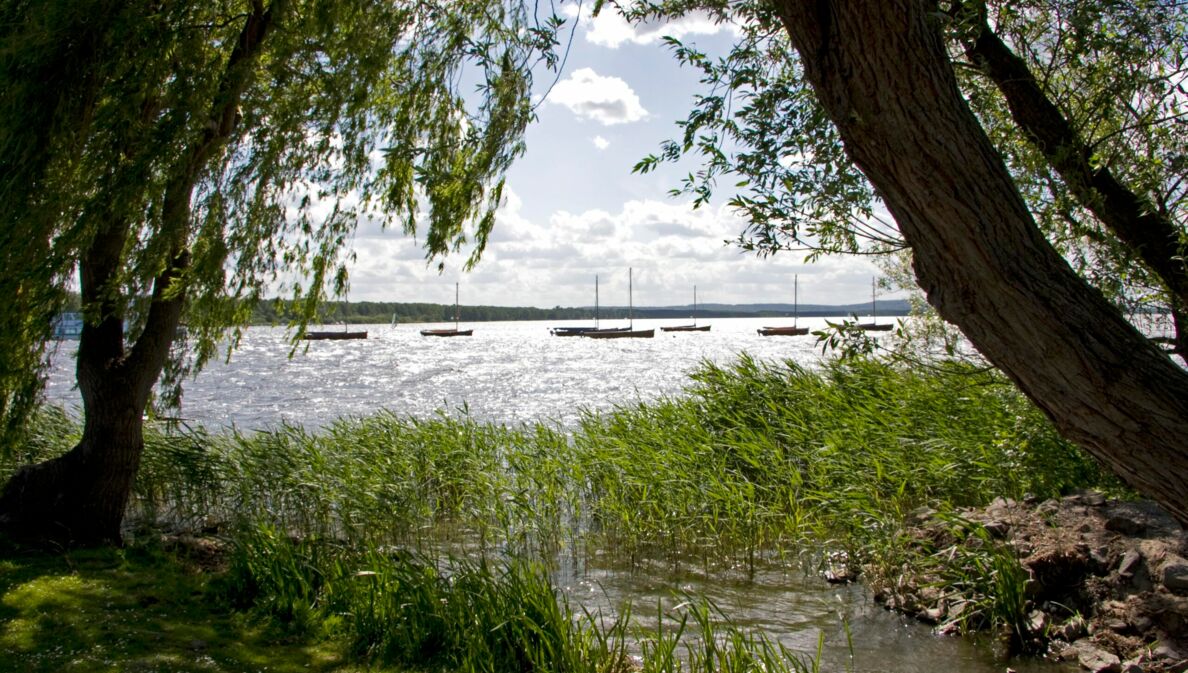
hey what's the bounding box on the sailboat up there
[303,305,368,340]
[420,283,474,337]
[550,275,626,336]
[660,285,711,332]
[303,327,368,340]
[858,277,894,331]
[758,274,810,336]
[585,268,654,339]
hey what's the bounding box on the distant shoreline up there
[251,298,913,326]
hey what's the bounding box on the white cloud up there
[340,193,889,309]
[546,68,648,126]
[565,4,737,49]
[592,135,610,150]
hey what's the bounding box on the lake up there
[47,316,853,429]
[42,316,1073,672]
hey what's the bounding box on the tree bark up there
[770,0,1188,525]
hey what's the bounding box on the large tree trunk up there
[0,218,188,545]
[0,3,273,547]
[770,1,1188,525]
[0,374,150,546]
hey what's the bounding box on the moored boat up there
[757,325,808,336]
[660,285,711,332]
[859,277,895,331]
[422,282,473,337]
[758,274,810,337]
[585,328,654,339]
[552,276,606,336]
[584,268,653,339]
[303,330,368,340]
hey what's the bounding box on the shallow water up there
[44,317,1075,671]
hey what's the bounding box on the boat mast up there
[595,275,600,329]
[871,277,877,324]
[628,267,634,330]
[794,274,799,328]
[693,285,698,326]
[454,282,460,330]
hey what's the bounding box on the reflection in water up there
[45,318,1074,672]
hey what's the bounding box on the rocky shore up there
[862,491,1187,673]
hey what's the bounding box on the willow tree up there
[0,0,561,545]
[626,0,1188,524]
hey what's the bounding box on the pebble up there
[1160,555,1188,593]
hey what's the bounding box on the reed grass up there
[3,354,1121,666]
[5,355,1116,562]
[222,525,822,673]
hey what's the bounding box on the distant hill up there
[639,300,912,319]
[253,298,911,325]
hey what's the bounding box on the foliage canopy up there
[0,0,563,440]
[627,0,1186,324]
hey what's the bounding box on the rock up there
[1036,499,1061,518]
[1117,550,1143,579]
[983,520,1010,539]
[1090,545,1111,570]
[1053,615,1088,642]
[1027,609,1048,635]
[920,606,945,624]
[1070,639,1122,673]
[1106,513,1147,536]
[1065,490,1106,507]
[1152,643,1183,662]
[1160,555,1188,593]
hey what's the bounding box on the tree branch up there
[955,0,1188,311]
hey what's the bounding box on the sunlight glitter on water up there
[46,317,846,430]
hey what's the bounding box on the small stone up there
[1027,609,1048,635]
[984,520,1010,539]
[1070,639,1122,673]
[921,606,945,623]
[1104,618,1129,633]
[1090,546,1111,569]
[1117,550,1143,579]
[1036,500,1061,517]
[1152,644,1182,661]
[1160,556,1188,593]
[1106,513,1147,536]
[1054,615,1088,642]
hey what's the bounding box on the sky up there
[343,5,894,309]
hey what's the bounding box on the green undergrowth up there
[0,541,366,673]
[1,354,1123,667]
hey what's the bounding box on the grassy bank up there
[1,355,1121,669]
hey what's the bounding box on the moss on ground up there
[0,540,380,673]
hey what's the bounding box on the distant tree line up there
[250,298,913,325]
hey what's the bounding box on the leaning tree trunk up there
[0,236,188,546]
[0,364,151,546]
[770,1,1188,525]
